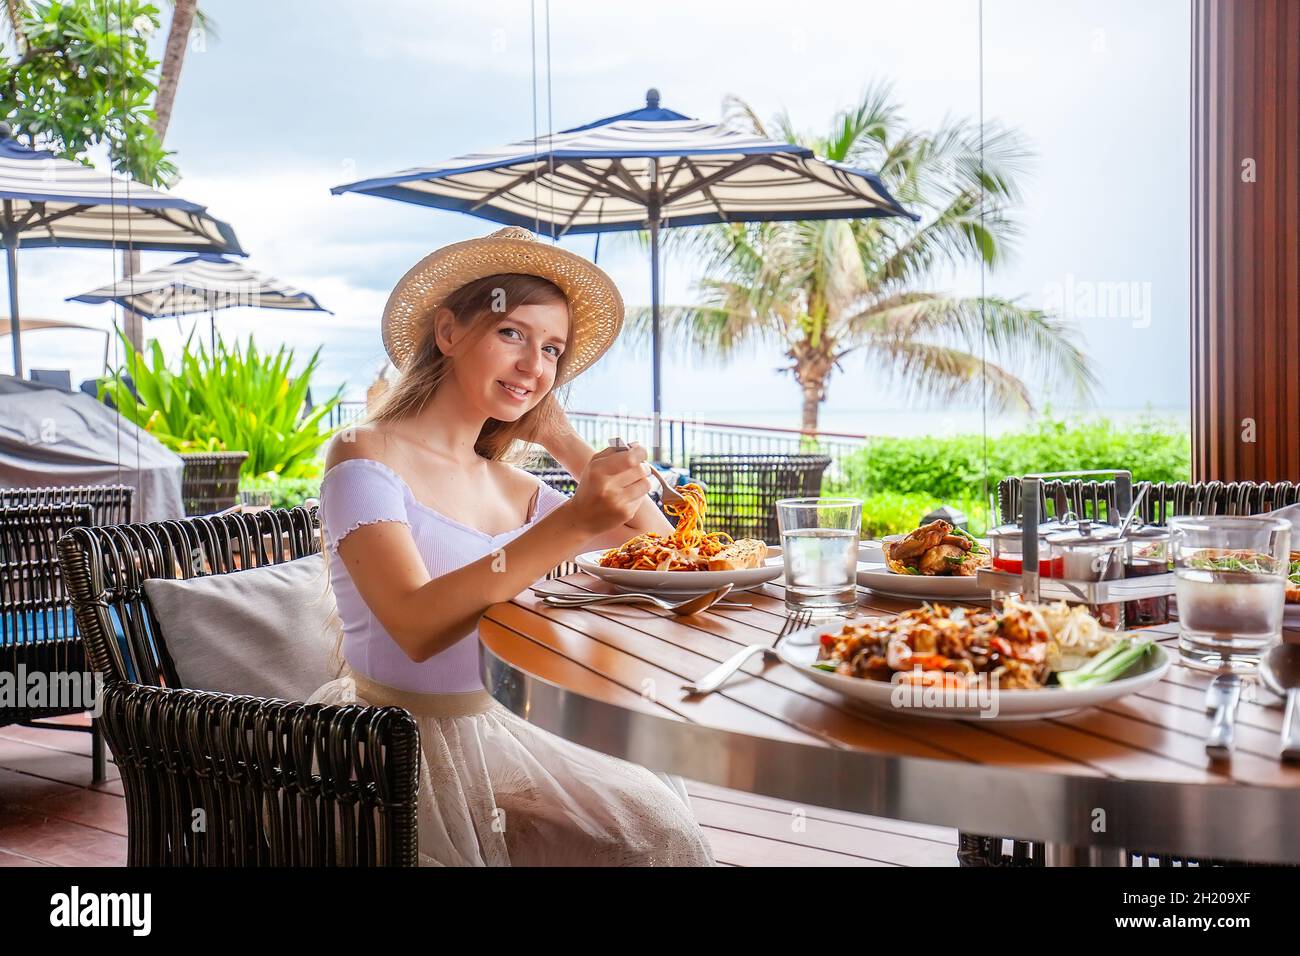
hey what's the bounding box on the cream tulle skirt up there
[306,669,715,867]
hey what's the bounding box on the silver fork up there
[681,608,815,696]
[609,436,686,509]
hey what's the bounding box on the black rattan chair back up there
[57,505,420,866]
[529,468,578,497]
[997,478,1300,527]
[0,483,133,527]
[61,505,322,688]
[1,503,94,724]
[687,454,833,544]
[179,451,249,516]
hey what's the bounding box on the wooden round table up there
[479,571,1300,864]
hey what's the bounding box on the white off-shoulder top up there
[319,457,571,693]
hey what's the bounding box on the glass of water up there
[776,497,862,614]
[1170,515,1291,672]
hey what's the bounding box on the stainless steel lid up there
[1126,523,1170,540]
[1046,519,1126,547]
[986,523,1026,541]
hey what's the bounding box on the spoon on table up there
[1260,643,1300,762]
[609,436,686,509]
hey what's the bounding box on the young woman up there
[307,227,715,866]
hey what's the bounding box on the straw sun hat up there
[380,226,624,386]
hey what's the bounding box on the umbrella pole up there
[5,232,21,378]
[649,214,662,463]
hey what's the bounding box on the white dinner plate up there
[776,618,1171,721]
[856,538,991,600]
[574,546,786,594]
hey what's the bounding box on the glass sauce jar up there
[1045,522,1126,629]
[988,522,1063,578]
[1123,524,1171,627]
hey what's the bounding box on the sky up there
[5,0,1191,436]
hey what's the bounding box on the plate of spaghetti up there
[576,483,783,593]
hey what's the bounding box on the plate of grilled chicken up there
[856,518,992,600]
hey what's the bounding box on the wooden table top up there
[479,570,1300,861]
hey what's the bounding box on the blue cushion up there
[2,609,136,681]
[1,608,78,644]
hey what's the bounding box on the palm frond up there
[871,340,1033,413]
[720,93,770,137]
[844,293,1098,404]
[622,301,782,360]
[824,83,900,162]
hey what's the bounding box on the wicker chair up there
[956,477,1300,868]
[687,454,833,545]
[1,483,134,528]
[528,468,578,497]
[0,486,131,785]
[179,451,249,516]
[1,504,105,775]
[57,505,420,866]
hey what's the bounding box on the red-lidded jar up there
[987,521,1069,578]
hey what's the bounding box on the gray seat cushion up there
[142,554,338,701]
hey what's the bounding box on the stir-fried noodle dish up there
[815,597,1121,690]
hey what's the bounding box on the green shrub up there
[839,415,1190,502]
[858,490,994,538]
[240,473,322,510]
[101,328,341,479]
[824,414,1188,537]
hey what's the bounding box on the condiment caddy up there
[976,470,1178,626]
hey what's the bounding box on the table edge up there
[480,627,1300,863]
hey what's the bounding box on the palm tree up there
[121,0,211,351]
[629,85,1097,433]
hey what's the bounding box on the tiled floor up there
[0,714,958,867]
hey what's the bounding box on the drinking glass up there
[776,497,862,613]
[1170,516,1291,672]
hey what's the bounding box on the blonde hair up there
[318,272,575,676]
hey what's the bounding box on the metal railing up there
[327,401,368,430]
[323,403,870,487]
[565,410,869,486]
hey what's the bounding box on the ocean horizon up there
[318,391,1188,440]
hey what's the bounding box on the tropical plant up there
[3,1,218,347]
[627,85,1097,432]
[121,0,218,352]
[1,0,174,184]
[100,327,341,479]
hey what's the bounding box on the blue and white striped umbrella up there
[332,91,913,234]
[332,90,916,457]
[0,127,243,376]
[69,253,330,351]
